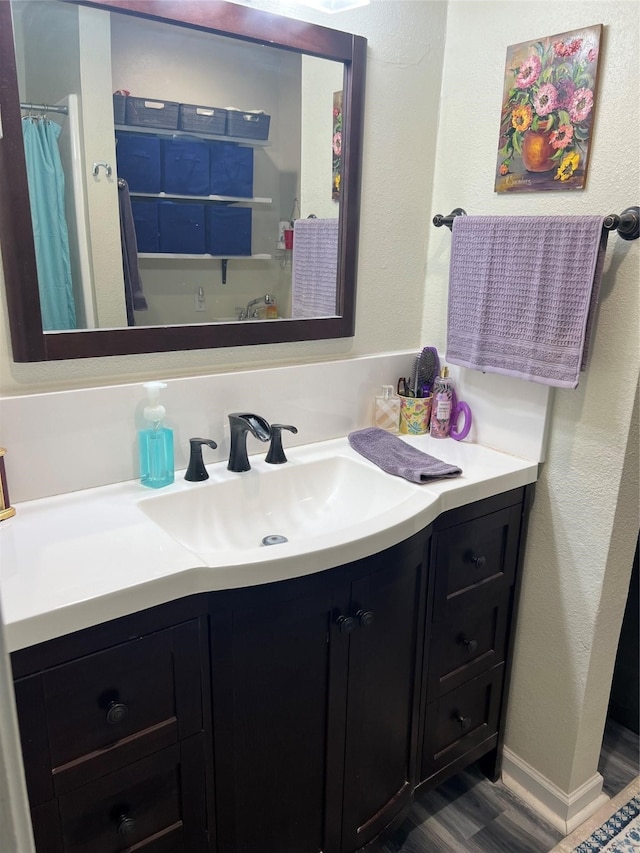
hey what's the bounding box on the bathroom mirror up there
[0,0,366,361]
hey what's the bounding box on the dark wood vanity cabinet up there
[419,488,532,788]
[209,530,428,853]
[11,486,532,853]
[11,600,213,853]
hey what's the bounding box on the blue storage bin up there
[209,142,253,198]
[131,200,160,253]
[162,137,210,196]
[158,202,206,254]
[115,132,161,193]
[206,206,252,256]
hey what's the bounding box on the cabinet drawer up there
[421,664,504,779]
[433,505,521,608]
[57,743,184,853]
[16,621,204,802]
[42,630,179,768]
[427,591,511,699]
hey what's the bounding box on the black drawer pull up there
[336,615,356,634]
[462,637,478,654]
[117,814,137,838]
[356,609,374,628]
[106,700,129,725]
[455,713,472,731]
[471,555,486,570]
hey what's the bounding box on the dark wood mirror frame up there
[0,0,366,362]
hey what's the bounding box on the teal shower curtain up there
[22,118,76,330]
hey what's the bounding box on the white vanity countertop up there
[0,435,538,653]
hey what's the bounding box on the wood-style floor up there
[375,719,639,853]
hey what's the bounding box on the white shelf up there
[130,191,272,204]
[138,253,272,260]
[115,124,270,147]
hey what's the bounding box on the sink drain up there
[261,534,288,546]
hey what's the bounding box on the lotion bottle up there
[139,381,174,488]
[375,385,400,433]
[429,367,453,438]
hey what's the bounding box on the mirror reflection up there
[12,0,344,331]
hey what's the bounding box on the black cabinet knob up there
[462,637,478,654]
[472,555,486,570]
[117,815,137,838]
[336,615,356,634]
[106,700,128,725]
[455,713,472,731]
[356,609,374,628]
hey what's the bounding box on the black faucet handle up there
[185,437,218,481]
[265,424,298,465]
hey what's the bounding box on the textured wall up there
[427,0,640,796]
[0,0,447,393]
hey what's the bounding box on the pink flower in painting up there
[553,38,582,57]
[515,54,541,88]
[533,83,558,116]
[569,87,594,122]
[555,77,576,109]
[587,46,598,63]
[332,131,342,157]
[549,124,574,150]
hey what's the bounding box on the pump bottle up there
[139,381,174,488]
[429,367,453,438]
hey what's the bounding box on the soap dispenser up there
[139,381,174,488]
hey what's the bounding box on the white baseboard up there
[502,747,610,835]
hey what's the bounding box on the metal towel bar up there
[433,206,639,241]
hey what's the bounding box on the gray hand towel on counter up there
[348,428,462,483]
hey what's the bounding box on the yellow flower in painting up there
[554,150,580,181]
[511,104,533,132]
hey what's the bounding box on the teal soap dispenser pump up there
[139,381,174,488]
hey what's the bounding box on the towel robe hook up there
[92,161,113,178]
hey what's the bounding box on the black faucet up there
[227,413,271,472]
[185,438,218,481]
[265,424,298,464]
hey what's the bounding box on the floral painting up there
[495,25,602,193]
[332,91,343,201]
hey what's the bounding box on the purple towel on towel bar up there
[348,428,462,484]
[291,218,339,318]
[446,215,608,388]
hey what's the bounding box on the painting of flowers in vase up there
[332,91,343,201]
[495,25,602,193]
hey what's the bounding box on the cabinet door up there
[211,574,347,853]
[340,534,427,852]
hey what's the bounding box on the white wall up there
[1,0,638,835]
[428,0,639,817]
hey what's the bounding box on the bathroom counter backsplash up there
[0,352,552,504]
[0,434,538,653]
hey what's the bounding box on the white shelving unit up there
[115,123,270,147]
[130,191,272,204]
[139,253,271,260]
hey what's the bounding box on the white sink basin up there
[138,454,417,556]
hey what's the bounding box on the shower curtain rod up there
[20,101,68,115]
[432,206,640,241]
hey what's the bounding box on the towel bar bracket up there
[432,208,466,230]
[603,206,639,241]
